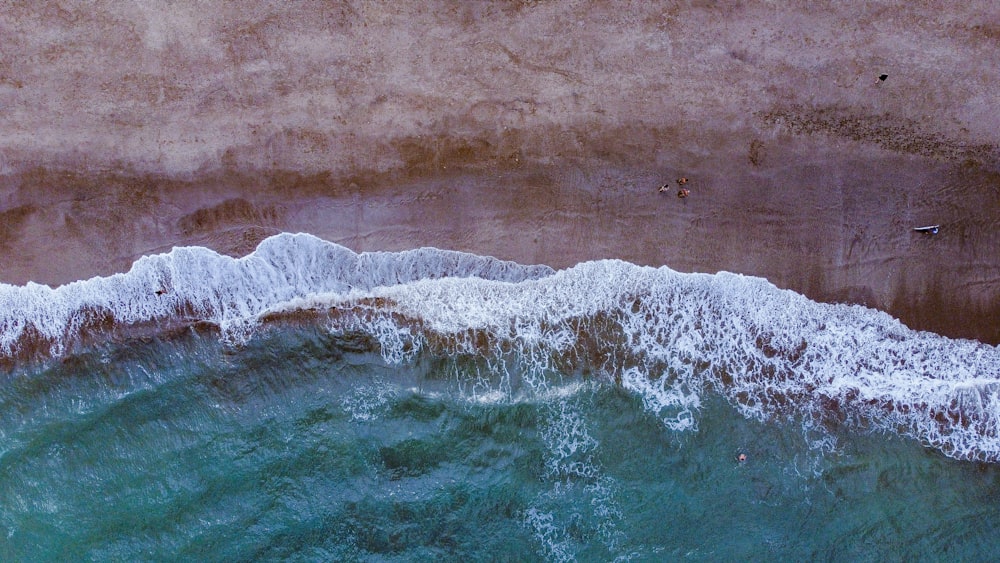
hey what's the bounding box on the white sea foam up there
[527,396,627,560]
[524,507,575,563]
[0,232,552,356]
[3,233,1000,462]
[299,259,1000,462]
[341,381,398,422]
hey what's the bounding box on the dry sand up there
[1,1,999,343]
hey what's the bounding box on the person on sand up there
[658,183,670,193]
[677,188,690,199]
[677,177,688,185]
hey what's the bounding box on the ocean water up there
[2,233,1000,560]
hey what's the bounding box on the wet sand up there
[1,2,999,343]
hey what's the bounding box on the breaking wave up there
[2,233,1000,462]
[0,232,552,356]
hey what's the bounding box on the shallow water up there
[2,325,1000,561]
[2,234,1000,560]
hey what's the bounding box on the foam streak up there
[4,234,1000,462]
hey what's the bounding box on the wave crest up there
[297,260,1000,462]
[0,233,553,357]
[3,233,999,462]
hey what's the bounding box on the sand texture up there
[1,1,999,342]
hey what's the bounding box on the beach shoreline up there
[2,150,997,345]
[1,1,998,343]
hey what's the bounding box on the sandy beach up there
[1,1,998,343]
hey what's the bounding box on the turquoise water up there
[2,234,1000,560]
[2,323,1000,561]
